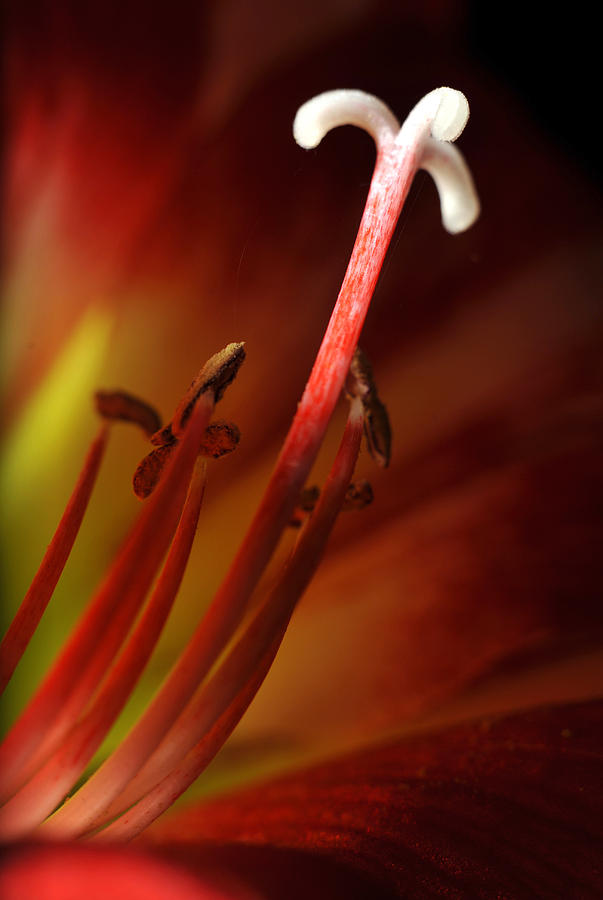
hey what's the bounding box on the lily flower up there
[2,2,602,897]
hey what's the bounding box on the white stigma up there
[294,86,479,234]
[421,138,480,233]
[293,89,400,149]
[429,87,469,142]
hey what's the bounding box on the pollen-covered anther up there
[133,344,246,498]
[199,421,241,459]
[133,421,241,499]
[346,348,392,468]
[171,342,246,437]
[133,445,176,500]
[94,391,162,437]
[149,424,176,447]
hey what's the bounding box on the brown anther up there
[199,422,241,459]
[133,344,246,498]
[345,347,391,468]
[134,421,241,499]
[346,348,375,402]
[95,391,162,437]
[288,485,320,527]
[343,479,373,510]
[133,444,176,499]
[298,485,321,511]
[363,398,391,469]
[150,425,176,448]
[171,343,246,437]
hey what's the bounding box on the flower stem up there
[0,425,109,695]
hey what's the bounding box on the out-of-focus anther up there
[94,391,162,437]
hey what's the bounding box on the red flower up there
[1,1,601,896]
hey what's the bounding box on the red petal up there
[0,842,256,900]
[146,699,603,898]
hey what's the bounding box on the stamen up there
[0,396,213,803]
[1,390,161,695]
[0,459,208,840]
[0,344,244,803]
[0,426,109,695]
[84,399,365,841]
[94,654,272,844]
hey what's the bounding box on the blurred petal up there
[146,698,603,898]
[0,842,258,900]
[234,265,603,761]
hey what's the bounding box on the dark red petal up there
[146,699,603,898]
